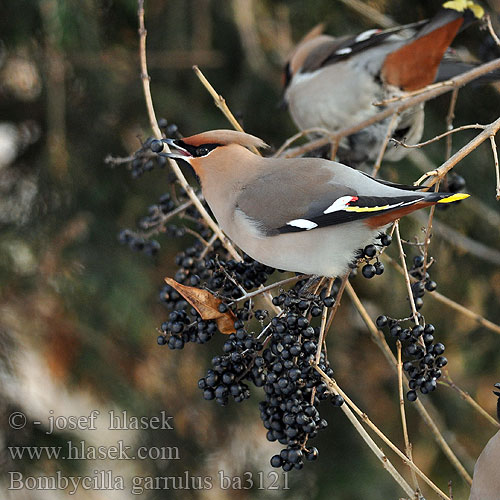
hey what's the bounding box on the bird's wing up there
[300,22,425,74]
[235,164,427,236]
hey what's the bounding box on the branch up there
[397,340,419,491]
[489,134,500,200]
[423,116,500,189]
[192,65,260,155]
[315,366,451,500]
[371,112,399,177]
[390,124,485,150]
[441,374,500,429]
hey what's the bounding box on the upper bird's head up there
[161,130,268,166]
[282,24,327,91]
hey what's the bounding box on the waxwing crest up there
[182,130,269,151]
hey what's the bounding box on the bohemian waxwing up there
[282,3,485,165]
[158,130,468,277]
[469,383,500,500]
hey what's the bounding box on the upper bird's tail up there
[382,2,484,90]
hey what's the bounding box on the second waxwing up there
[158,130,468,278]
[282,3,485,165]
[469,384,500,500]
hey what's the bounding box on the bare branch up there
[445,89,459,159]
[231,274,306,303]
[424,116,500,189]
[441,374,500,429]
[192,65,260,156]
[489,135,500,200]
[395,222,420,325]
[397,340,419,491]
[315,366,451,500]
[485,14,500,48]
[391,124,485,150]
[372,112,399,177]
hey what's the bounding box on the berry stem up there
[397,340,420,491]
[395,222,420,325]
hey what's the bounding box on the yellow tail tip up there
[437,192,471,203]
[442,0,484,19]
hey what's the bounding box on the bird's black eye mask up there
[175,141,221,158]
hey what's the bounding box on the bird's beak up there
[494,383,500,397]
[160,139,193,161]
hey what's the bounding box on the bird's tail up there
[425,192,470,204]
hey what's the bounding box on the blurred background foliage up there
[1,0,500,499]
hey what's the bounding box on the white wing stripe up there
[323,196,355,214]
[355,29,379,42]
[286,219,318,230]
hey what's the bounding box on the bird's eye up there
[196,146,210,157]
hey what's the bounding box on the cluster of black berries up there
[198,326,263,405]
[193,278,344,470]
[409,255,438,310]
[260,281,342,471]
[118,190,194,256]
[353,233,392,279]
[376,315,447,401]
[158,240,276,347]
[105,118,180,178]
[118,228,161,256]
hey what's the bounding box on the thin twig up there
[337,0,395,28]
[274,128,333,157]
[140,199,193,237]
[315,279,334,366]
[489,135,500,200]
[441,374,500,429]
[315,366,452,500]
[391,124,484,150]
[397,341,419,492]
[192,65,260,156]
[395,222,420,325]
[424,116,500,189]
[372,112,399,177]
[231,274,305,303]
[445,89,459,160]
[324,273,349,333]
[374,79,456,106]
[199,233,218,260]
[485,14,500,47]
[314,368,420,499]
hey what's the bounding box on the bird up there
[158,129,468,278]
[282,2,485,165]
[469,383,500,500]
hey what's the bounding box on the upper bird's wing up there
[300,23,423,73]
[235,162,430,236]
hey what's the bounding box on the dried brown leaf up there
[164,277,236,334]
